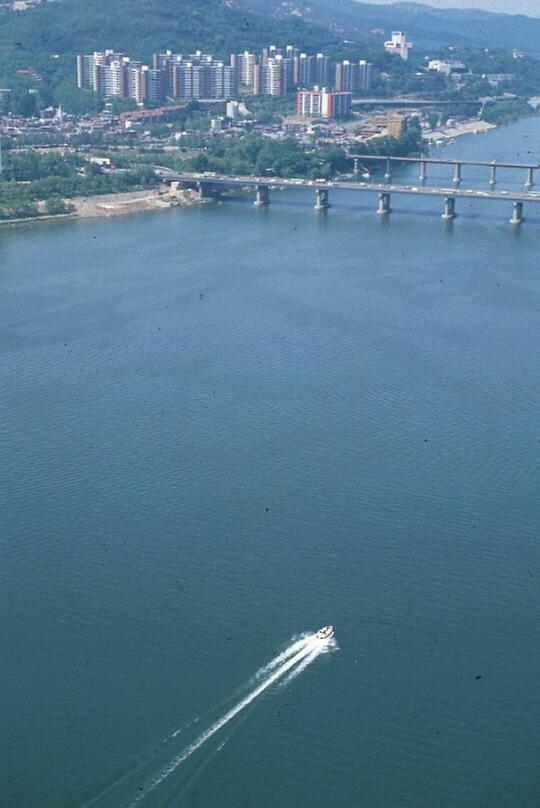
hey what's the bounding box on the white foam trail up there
[129,633,330,806]
[279,636,339,687]
[279,647,321,686]
[171,717,200,738]
[253,634,313,680]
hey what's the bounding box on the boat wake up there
[129,628,336,806]
[82,628,337,807]
[252,633,315,681]
[279,637,336,687]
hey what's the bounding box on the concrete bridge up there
[351,155,540,189]
[351,98,476,108]
[159,169,540,224]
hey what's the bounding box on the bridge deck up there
[165,172,540,204]
[352,156,540,169]
[351,98,466,106]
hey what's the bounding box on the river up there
[1,117,539,807]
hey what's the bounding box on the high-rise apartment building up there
[78,44,343,103]
[144,67,166,103]
[260,56,283,96]
[237,51,258,92]
[77,51,130,97]
[76,53,97,89]
[222,66,238,99]
[77,49,238,103]
[109,58,129,97]
[334,60,355,93]
[153,51,182,96]
[173,62,192,99]
[230,45,335,97]
[314,53,330,87]
[334,59,373,94]
[127,63,144,104]
[296,53,314,88]
[358,60,373,92]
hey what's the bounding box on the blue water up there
[1,117,539,807]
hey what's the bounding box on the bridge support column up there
[196,181,213,199]
[314,189,330,210]
[254,185,269,206]
[377,192,392,216]
[525,168,534,189]
[419,161,427,183]
[353,158,360,179]
[441,196,456,220]
[510,201,524,225]
[453,163,462,186]
[384,158,392,182]
[489,164,497,186]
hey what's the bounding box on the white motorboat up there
[316,625,334,640]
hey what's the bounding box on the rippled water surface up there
[1,119,539,807]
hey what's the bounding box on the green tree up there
[10,88,40,117]
[44,196,74,215]
[427,111,439,130]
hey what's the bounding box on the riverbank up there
[0,187,206,227]
[0,212,76,227]
[72,187,205,218]
[427,119,496,143]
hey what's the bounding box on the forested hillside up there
[0,0,337,109]
[3,0,540,115]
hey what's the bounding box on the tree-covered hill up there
[3,0,540,115]
[0,0,338,107]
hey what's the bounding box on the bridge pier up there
[254,185,269,206]
[510,201,524,225]
[419,160,427,183]
[453,163,462,186]
[314,188,330,210]
[524,168,534,189]
[489,164,497,186]
[196,181,213,199]
[441,196,457,220]
[377,192,392,216]
[353,158,360,179]
[384,158,392,182]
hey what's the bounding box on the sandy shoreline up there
[427,119,496,142]
[0,188,205,227]
[72,187,204,218]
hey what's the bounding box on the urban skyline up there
[76,42,375,111]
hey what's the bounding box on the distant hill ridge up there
[238,0,540,52]
[1,0,540,104]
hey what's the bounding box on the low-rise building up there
[387,113,406,138]
[483,73,515,87]
[121,103,187,128]
[296,88,352,120]
[428,60,468,77]
[384,32,412,61]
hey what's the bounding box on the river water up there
[1,118,539,808]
